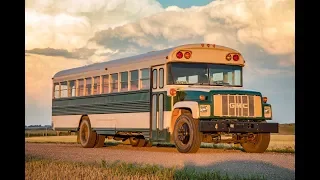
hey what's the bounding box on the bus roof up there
[53,47,175,78]
[53,44,241,78]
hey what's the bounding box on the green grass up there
[25,130,72,137]
[25,155,266,180]
[278,123,295,135]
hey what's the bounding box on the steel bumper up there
[199,120,279,133]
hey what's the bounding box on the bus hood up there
[178,86,262,96]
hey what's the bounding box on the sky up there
[25,0,295,125]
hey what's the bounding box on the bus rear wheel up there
[94,134,106,148]
[173,113,201,153]
[79,120,97,148]
[241,133,270,153]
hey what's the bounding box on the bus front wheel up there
[79,120,97,148]
[241,133,270,153]
[173,113,202,153]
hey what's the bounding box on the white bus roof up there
[53,44,242,79]
[53,47,175,78]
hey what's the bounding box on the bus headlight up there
[199,105,210,116]
[264,106,272,118]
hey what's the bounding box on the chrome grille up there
[214,94,261,117]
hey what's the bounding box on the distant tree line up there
[25,125,52,127]
[25,125,52,130]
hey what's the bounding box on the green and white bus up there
[52,43,278,153]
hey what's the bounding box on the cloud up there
[25,0,164,50]
[25,47,96,59]
[25,10,92,50]
[88,0,294,60]
[26,0,294,65]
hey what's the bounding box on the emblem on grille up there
[229,103,248,108]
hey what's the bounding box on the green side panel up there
[165,95,172,111]
[211,89,262,96]
[176,91,210,102]
[52,90,150,116]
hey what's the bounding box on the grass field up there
[25,129,72,137]
[277,123,295,135]
[25,155,266,180]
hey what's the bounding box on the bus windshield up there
[167,62,242,86]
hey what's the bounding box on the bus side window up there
[53,83,59,99]
[159,68,164,89]
[140,68,150,89]
[69,80,76,97]
[111,73,118,93]
[102,75,109,94]
[85,77,92,96]
[93,76,100,95]
[60,81,68,98]
[78,79,84,96]
[152,69,157,89]
[120,71,128,92]
[130,70,138,91]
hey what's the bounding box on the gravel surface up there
[25,143,295,180]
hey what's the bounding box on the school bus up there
[52,43,278,153]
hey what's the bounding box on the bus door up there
[150,64,167,141]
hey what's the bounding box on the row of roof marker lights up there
[175,51,240,61]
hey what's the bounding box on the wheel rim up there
[247,133,258,145]
[80,124,89,143]
[177,123,190,144]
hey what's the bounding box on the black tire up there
[94,134,106,148]
[144,140,153,147]
[130,137,145,147]
[173,113,202,153]
[241,133,270,153]
[76,132,80,144]
[79,119,97,148]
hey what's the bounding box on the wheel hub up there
[177,123,190,144]
[247,133,258,144]
[80,125,88,143]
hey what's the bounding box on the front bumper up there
[199,120,279,133]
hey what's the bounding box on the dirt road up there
[25,143,295,180]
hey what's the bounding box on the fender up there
[172,101,200,119]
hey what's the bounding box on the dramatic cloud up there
[25,47,96,59]
[25,0,163,51]
[26,0,294,65]
[89,0,294,58]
